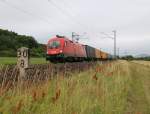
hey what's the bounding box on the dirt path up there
[125,61,150,114]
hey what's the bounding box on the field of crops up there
[0,60,150,114]
[0,57,47,65]
[132,60,150,67]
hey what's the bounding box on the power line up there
[47,0,101,40]
[0,0,92,41]
[59,0,101,37]
[0,0,58,26]
[47,0,90,30]
[0,0,105,35]
[100,32,114,39]
[18,0,72,28]
[58,0,77,16]
[52,0,96,39]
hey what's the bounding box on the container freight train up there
[46,35,113,62]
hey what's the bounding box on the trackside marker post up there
[17,47,30,81]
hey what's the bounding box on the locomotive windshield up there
[48,41,60,49]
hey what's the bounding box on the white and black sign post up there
[17,47,30,81]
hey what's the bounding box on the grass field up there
[132,60,150,67]
[0,57,48,65]
[124,61,150,114]
[0,60,150,114]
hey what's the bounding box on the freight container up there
[85,45,96,58]
[108,54,113,59]
[95,48,101,59]
[101,51,107,59]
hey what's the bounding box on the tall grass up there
[0,60,133,114]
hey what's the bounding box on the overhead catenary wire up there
[0,0,92,37]
[57,0,77,16]
[47,0,91,31]
[56,0,103,34]
[100,32,114,39]
[16,0,76,28]
[47,0,101,41]
[56,0,97,38]
[1,0,99,39]
[0,0,91,41]
[59,0,105,39]
[1,0,113,47]
[0,0,66,27]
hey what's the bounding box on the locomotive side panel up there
[74,43,87,58]
[63,40,75,57]
[63,40,86,58]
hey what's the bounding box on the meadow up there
[0,57,48,65]
[132,60,150,67]
[0,60,150,114]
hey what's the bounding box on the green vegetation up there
[121,55,150,61]
[136,57,150,61]
[125,61,150,113]
[0,29,46,57]
[1,61,149,114]
[121,55,134,60]
[0,57,48,65]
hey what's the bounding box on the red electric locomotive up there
[46,35,87,62]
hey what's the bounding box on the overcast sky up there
[0,0,150,55]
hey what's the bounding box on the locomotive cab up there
[46,36,65,61]
[47,40,63,54]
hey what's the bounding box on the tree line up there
[0,29,46,57]
[121,55,150,61]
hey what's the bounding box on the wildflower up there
[51,88,61,104]
[42,91,46,98]
[107,72,113,77]
[12,100,23,114]
[32,91,37,102]
[55,89,61,100]
[136,112,141,114]
[93,73,98,81]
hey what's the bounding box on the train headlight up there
[60,50,63,53]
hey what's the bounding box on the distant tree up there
[0,29,46,57]
[121,55,134,60]
[136,57,150,61]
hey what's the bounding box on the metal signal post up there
[72,32,88,42]
[100,30,117,59]
[113,30,117,59]
[72,32,80,42]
